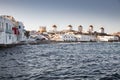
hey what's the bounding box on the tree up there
[24,31,30,38]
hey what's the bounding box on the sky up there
[0,0,120,33]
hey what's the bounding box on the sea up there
[0,42,120,80]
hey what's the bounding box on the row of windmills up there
[51,25,104,33]
[30,25,119,42]
[40,25,105,34]
[52,25,105,34]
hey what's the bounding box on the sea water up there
[0,42,120,80]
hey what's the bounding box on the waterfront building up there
[48,25,97,42]
[75,34,96,42]
[112,32,120,41]
[39,26,47,33]
[29,30,37,35]
[44,24,119,42]
[51,33,97,42]
[18,21,26,41]
[29,30,49,42]
[97,35,119,42]
[0,15,26,45]
[61,34,77,42]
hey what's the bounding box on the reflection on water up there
[0,42,120,80]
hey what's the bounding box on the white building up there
[61,34,77,42]
[57,33,96,42]
[0,15,26,45]
[75,34,96,42]
[39,26,47,33]
[18,22,26,41]
[97,35,119,42]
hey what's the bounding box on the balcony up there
[5,30,13,34]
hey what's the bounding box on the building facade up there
[0,15,26,45]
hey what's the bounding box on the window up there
[6,23,9,31]
[9,35,11,39]
[2,23,4,31]
[0,22,4,31]
[19,26,21,29]
[9,25,11,31]
[0,22,1,29]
